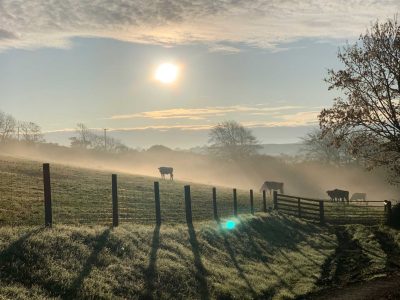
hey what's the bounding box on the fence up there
[0,158,43,225]
[1,160,393,227]
[0,162,271,227]
[273,192,391,225]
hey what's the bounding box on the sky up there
[1,0,399,148]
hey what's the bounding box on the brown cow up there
[327,189,349,203]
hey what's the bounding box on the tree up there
[208,120,261,159]
[320,18,400,183]
[0,111,16,143]
[301,129,355,165]
[70,123,92,148]
[69,123,130,153]
[19,121,44,143]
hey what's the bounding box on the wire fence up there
[0,158,43,226]
[0,159,393,227]
[51,164,112,225]
[0,159,268,226]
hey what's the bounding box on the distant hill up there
[258,143,304,156]
[190,143,304,156]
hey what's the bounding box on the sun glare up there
[155,63,179,84]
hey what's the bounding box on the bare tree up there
[70,123,130,153]
[70,123,92,148]
[301,129,355,165]
[0,111,16,143]
[208,120,261,159]
[319,17,400,182]
[19,121,44,143]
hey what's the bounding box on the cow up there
[158,167,174,180]
[326,189,349,203]
[350,192,367,203]
[260,181,284,195]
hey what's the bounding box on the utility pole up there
[104,128,107,152]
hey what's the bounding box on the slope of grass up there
[0,214,337,300]
[0,155,270,226]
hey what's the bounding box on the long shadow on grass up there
[0,228,62,296]
[142,225,160,299]
[217,219,258,298]
[317,226,371,288]
[187,223,210,300]
[374,229,400,271]
[65,228,110,299]
[236,217,295,295]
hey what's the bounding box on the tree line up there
[69,123,131,154]
[0,111,44,144]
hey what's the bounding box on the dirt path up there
[305,226,400,300]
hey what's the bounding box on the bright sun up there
[155,63,179,84]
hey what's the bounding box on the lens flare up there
[225,220,236,230]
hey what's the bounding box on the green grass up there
[0,214,338,300]
[0,155,270,226]
[1,155,400,299]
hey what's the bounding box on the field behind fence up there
[274,192,391,225]
[0,157,272,226]
[0,155,392,227]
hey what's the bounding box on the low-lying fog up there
[1,142,399,201]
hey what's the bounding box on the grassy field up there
[1,155,400,299]
[0,214,338,300]
[0,214,399,299]
[0,155,270,226]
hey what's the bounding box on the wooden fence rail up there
[274,191,392,225]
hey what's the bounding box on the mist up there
[1,141,398,202]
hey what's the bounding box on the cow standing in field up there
[260,181,284,195]
[350,193,367,204]
[158,167,174,180]
[327,189,349,203]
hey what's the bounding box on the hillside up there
[0,214,337,299]
[1,155,400,299]
[0,155,269,226]
[1,216,399,299]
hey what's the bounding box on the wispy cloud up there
[0,0,398,51]
[243,111,320,128]
[108,105,303,120]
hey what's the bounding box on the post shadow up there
[143,224,161,299]
[187,223,210,300]
[216,219,258,298]
[233,217,294,292]
[66,228,111,299]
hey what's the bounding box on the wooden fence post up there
[319,200,325,224]
[184,185,193,224]
[385,200,392,225]
[43,163,52,228]
[233,188,238,217]
[154,182,161,226]
[298,198,301,218]
[212,187,218,221]
[250,189,254,215]
[262,190,267,212]
[112,174,119,227]
[273,191,278,210]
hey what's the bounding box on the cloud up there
[243,111,320,128]
[208,43,242,54]
[108,105,303,120]
[0,0,399,51]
